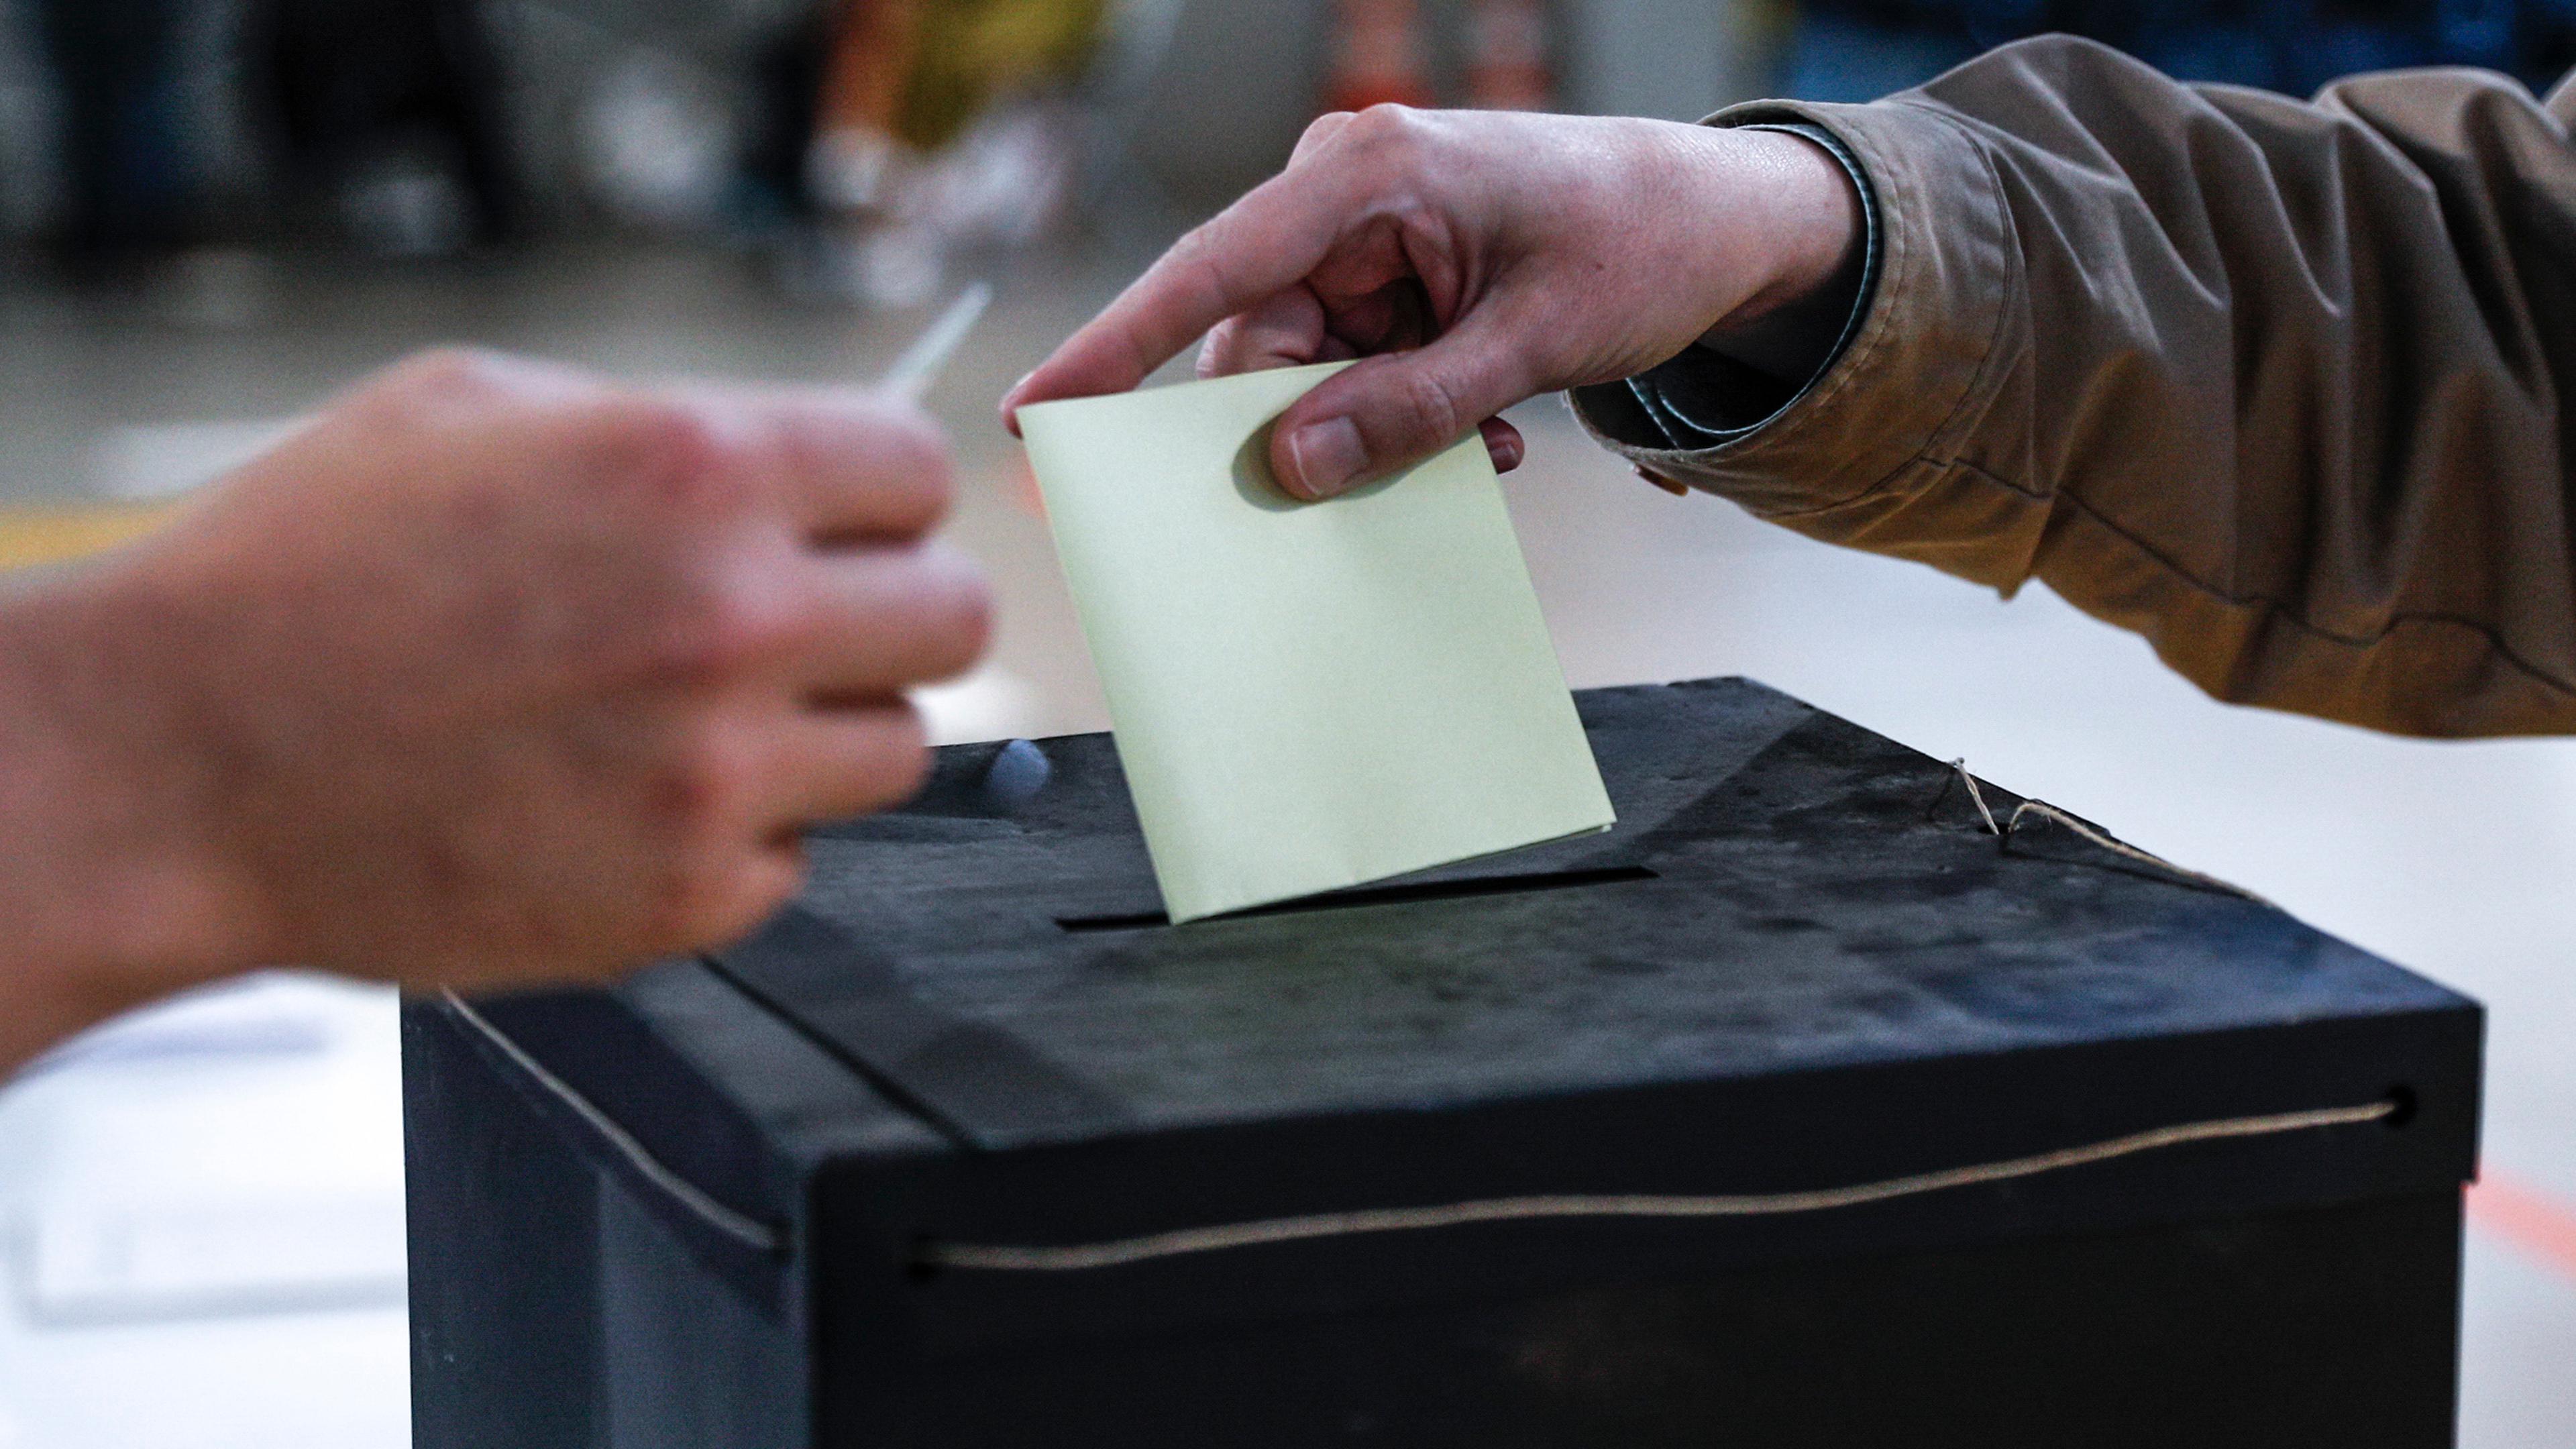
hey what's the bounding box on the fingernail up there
[1286,417,1368,498]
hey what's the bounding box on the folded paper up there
[1018,361,1613,922]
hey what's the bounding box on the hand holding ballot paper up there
[1004,109,1867,918]
[1003,107,1867,498]
[1018,363,1611,922]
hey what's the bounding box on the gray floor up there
[1,237,2572,1446]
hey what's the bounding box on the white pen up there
[877,282,994,404]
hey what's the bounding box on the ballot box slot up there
[1055,864,1658,932]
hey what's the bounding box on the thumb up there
[1268,321,1534,500]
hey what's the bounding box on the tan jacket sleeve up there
[1572,34,2576,738]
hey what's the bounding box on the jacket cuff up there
[1570,97,2016,517]
[1609,120,1880,447]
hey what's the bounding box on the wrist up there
[1731,127,1866,322]
[0,564,266,1065]
[1698,126,1868,381]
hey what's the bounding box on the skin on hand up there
[1002,105,1864,500]
[0,350,990,1071]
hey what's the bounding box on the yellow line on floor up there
[0,504,185,572]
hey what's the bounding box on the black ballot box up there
[404,678,2481,1449]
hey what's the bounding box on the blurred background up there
[2,1,2575,1445]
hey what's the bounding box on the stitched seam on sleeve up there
[1715,102,2027,512]
[1942,455,2576,699]
[1904,103,2031,472]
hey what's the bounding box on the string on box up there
[1930,757,2277,910]
[444,760,2365,1277]
[916,759,2346,1273]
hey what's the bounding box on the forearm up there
[0,567,253,1072]
[1579,36,2576,737]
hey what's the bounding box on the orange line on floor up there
[2468,1170,2576,1282]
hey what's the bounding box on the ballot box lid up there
[436,678,2478,1356]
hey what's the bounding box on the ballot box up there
[405,678,2479,1449]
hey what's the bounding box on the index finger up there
[1000,158,1376,429]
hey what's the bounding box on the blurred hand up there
[2,350,985,1049]
[1003,106,1862,498]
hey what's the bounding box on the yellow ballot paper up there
[1018,361,1615,923]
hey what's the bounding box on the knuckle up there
[955,562,995,643]
[1389,366,1469,447]
[865,395,950,462]
[1341,104,1428,170]
[592,397,773,531]
[374,348,608,423]
[1167,219,1227,286]
[389,345,513,398]
[789,396,953,533]
[1346,103,1419,146]
[1299,110,1352,141]
[677,848,803,951]
[667,571,814,682]
[927,565,995,677]
[884,545,993,678]
[854,707,933,808]
[825,706,932,818]
[641,850,753,951]
[347,348,519,432]
[1295,110,1356,154]
[1197,321,1238,378]
[871,409,955,523]
[613,397,733,490]
[649,724,763,840]
[830,394,949,474]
